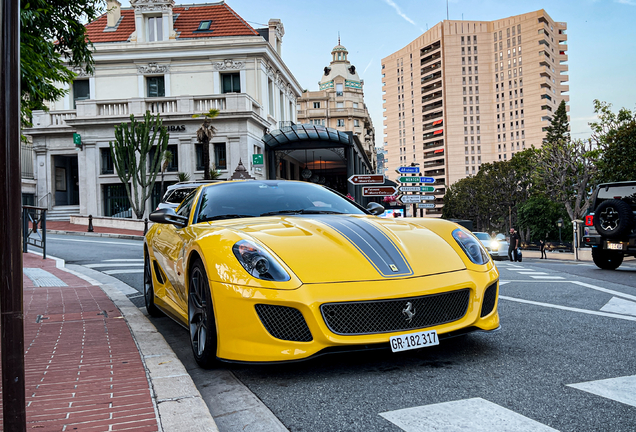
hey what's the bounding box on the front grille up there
[480,282,498,317]
[255,304,313,342]
[321,289,470,335]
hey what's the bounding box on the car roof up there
[166,180,222,191]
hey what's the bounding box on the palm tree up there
[193,109,220,180]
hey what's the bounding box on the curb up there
[41,253,218,432]
[47,229,145,241]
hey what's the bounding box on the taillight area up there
[585,215,594,226]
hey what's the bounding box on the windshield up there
[196,181,367,222]
[473,232,490,241]
[165,187,196,204]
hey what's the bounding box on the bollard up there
[144,218,149,235]
[88,214,94,232]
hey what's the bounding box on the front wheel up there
[188,259,218,369]
[144,252,163,317]
[592,248,624,270]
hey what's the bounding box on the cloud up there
[383,0,419,27]
[616,0,636,4]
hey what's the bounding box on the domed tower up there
[319,41,362,92]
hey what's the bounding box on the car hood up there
[213,215,467,283]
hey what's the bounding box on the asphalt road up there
[44,234,636,432]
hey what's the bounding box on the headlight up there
[232,240,291,281]
[490,241,499,251]
[452,228,490,265]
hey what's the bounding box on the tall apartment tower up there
[381,10,568,216]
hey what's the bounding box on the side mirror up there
[366,202,385,216]
[149,208,188,228]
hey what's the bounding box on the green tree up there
[517,195,571,242]
[21,0,106,129]
[589,100,636,182]
[160,149,174,196]
[110,111,170,219]
[193,109,220,179]
[544,100,570,144]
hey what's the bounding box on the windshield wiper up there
[260,209,343,216]
[201,214,254,222]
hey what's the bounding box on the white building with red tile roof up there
[25,0,301,219]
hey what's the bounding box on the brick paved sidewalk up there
[1,253,159,431]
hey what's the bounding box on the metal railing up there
[21,141,34,179]
[22,206,47,259]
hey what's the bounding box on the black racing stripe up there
[311,216,413,278]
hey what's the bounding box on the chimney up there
[268,19,284,56]
[107,0,122,28]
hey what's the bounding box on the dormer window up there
[147,16,163,42]
[197,20,212,31]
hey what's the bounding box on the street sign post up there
[362,186,397,197]
[398,185,436,193]
[396,166,420,174]
[348,174,385,185]
[397,176,435,184]
[417,203,436,209]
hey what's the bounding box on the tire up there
[188,259,218,369]
[592,247,624,270]
[144,252,163,317]
[594,199,634,239]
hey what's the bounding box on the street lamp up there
[557,218,563,243]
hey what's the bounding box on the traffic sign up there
[397,176,435,184]
[417,203,435,209]
[398,195,423,203]
[348,174,385,185]
[396,166,420,174]
[398,186,436,193]
[420,195,435,201]
[362,186,397,197]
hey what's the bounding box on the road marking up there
[500,295,636,322]
[379,398,558,432]
[49,237,141,246]
[600,297,636,317]
[85,263,144,268]
[571,281,636,302]
[103,269,144,275]
[568,375,636,408]
[530,276,565,279]
[516,272,548,275]
[103,259,144,262]
[499,281,511,286]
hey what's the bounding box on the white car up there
[157,180,222,211]
[473,232,509,260]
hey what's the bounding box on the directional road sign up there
[417,203,436,209]
[348,174,385,185]
[397,176,435,184]
[362,186,397,197]
[396,166,420,174]
[398,185,436,193]
[398,195,423,204]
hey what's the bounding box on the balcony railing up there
[30,94,260,128]
[21,141,34,179]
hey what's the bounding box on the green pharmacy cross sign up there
[73,133,82,148]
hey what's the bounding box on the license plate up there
[607,242,625,250]
[390,330,439,353]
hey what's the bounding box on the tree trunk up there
[202,138,210,180]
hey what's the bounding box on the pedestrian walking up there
[539,238,547,259]
[508,228,520,261]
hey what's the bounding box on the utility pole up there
[1,0,27,429]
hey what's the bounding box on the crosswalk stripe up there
[568,375,636,408]
[103,269,145,275]
[85,263,144,268]
[530,276,564,279]
[516,272,548,275]
[103,259,144,262]
[380,398,558,432]
[500,295,636,322]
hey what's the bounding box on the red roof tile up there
[85,2,258,44]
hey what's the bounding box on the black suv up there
[582,181,636,270]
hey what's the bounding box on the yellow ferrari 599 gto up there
[144,180,499,367]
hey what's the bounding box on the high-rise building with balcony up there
[381,10,568,216]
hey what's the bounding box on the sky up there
[119,0,636,145]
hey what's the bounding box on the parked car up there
[145,180,500,367]
[582,181,636,270]
[473,232,509,260]
[157,180,222,210]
